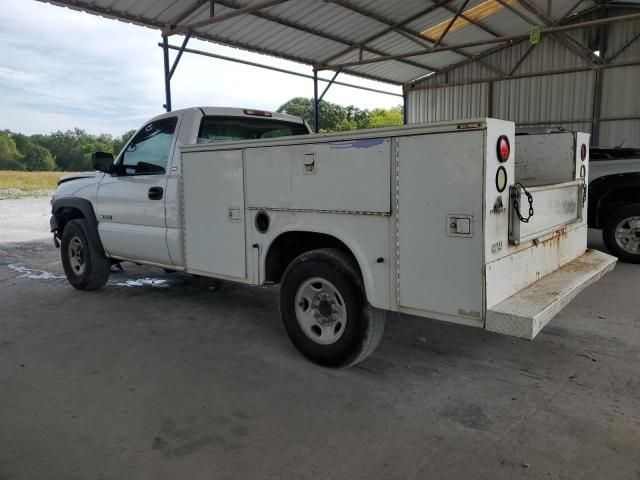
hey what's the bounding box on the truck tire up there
[60,219,111,290]
[602,204,640,264]
[279,248,385,368]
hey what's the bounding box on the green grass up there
[0,171,75,199]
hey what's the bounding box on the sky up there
[0,0,402,136]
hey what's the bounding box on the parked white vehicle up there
[51,107,616,367]
[588,147,640,263]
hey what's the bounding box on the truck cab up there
[52,107,311,269]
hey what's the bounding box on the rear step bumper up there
[486,249,617,339]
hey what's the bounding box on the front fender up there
[51,197,105,255]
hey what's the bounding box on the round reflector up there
[495,166,507,192]
[581,143,587,161]
[497,135,510,162]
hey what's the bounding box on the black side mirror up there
[92,151,115,174]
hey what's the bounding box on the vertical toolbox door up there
[182,149,247,279]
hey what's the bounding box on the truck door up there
[96,116,179,266]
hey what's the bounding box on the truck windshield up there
[197,116,309,144]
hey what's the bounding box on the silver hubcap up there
[615,216,640,254]
[68,236,86,276]
[294,277,347,345]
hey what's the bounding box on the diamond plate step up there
[486,249,617,339]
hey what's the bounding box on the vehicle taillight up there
[243,109,272,117]
[497,135,510,162]
[581,143,587,161]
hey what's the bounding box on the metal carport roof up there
[36,0,640,86]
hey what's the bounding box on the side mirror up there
[92,151,115,174]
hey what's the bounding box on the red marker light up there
[243,109,272,117]
[497,135,510,162]
[581,144,587,161]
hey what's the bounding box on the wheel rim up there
[614,216,640,255]
[68,236,87,276]
[294,277,347,345]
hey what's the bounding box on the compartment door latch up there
[447,215,473,238]
[228,207,241,223]
[303,152,316,174]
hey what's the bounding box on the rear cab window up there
[197,116,309,144]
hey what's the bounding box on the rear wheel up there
[603,204,640,264]
[279,248,385,368]
[61,219,111,290]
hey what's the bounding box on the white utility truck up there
[50,107,616,367]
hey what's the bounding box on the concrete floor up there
[0,218,639,479]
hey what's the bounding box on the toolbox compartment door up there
[181,149,247,280]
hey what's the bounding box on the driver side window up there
[121,117,177,175]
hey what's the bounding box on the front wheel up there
[60,219,111,290]
[602,204,640,264]
[279,248,385,368]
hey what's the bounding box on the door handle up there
[148,187,164,200]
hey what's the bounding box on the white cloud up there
[0,0,402,136]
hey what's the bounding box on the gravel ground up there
[0,196,52,244]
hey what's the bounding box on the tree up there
[277,97,370,132]
[0,132,24,170]
[368,106,403,128]
[278,97,402,132]
[112,129,136,157]
[22,143,56,171]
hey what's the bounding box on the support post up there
[162,35,172,112]
[168,31,192,80]
[403,91,408,125]
[487,81,494,117]
[318,70,340,102]
[591,20,608,146]
[313,70,319,133]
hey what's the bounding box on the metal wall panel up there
[493,71,595,124]
[408,15,640,147]
[599,120,640,148]
[408,83,488,123]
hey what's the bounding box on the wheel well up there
[54,207,84,233]
[597,187,640,228]
[264,231,361,284]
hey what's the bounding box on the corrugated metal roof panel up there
[38,0,607,85]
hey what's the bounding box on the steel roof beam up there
[213,0,439,74]
[317,12,640,70]
[508,42,537,75]
[409,57,640,90]
[607,30,640,63]
[493,0,595,64]
[324,0,506,77]
[441,4,501,37]
[515,0,598,62]
[434,0,472,47]
[408,4,605,84]
[409,2,604,84]
[561,0,587,20]
[166,0,208,28]
[164,0,291,36]
[318,0,456,65]
[35,0,416,84]
[161,43,404,95]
